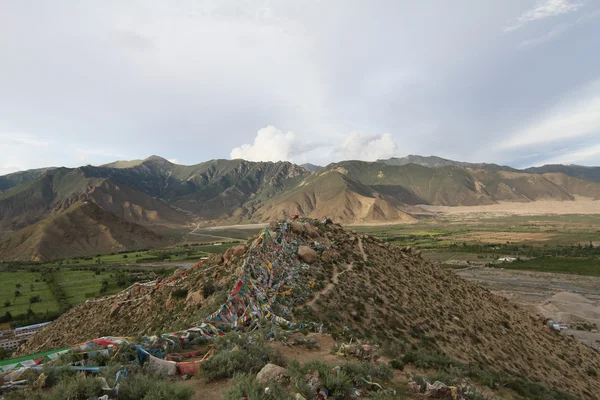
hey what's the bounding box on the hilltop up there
[20,218,600,399]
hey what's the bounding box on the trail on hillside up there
[357,235,367,261]
[307,263,353,307]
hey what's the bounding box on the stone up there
[224,244,248,264]
[131,283,142,295]
[298,246,317,264]
[186,290,203,307]
[109,302,121,317]
[269,221,279,230]
[232,245,248,257]
[290,221,305,235]
[173,268,186,277]
[305,225,320,239]
[256,363,288,383]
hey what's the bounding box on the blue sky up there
[1,0,599,174]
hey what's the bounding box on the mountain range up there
[1,155,599,261]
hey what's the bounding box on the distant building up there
[14,322,50,340]
[0,322,50,351]
[498,257,517,262]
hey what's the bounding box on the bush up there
[203,279,217,297]
[45,373,103,400]
[200,332,285,381]
[401,344,456,370]
[286,360,357,400]
[118,369,194,400]
[224,373,292,400]
[172,289,189,299]
[370,392,403,400]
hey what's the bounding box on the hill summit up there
[21,218,600,399]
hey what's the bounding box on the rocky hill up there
[21,219,600,399]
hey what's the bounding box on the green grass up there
[43,246,209,267]
[54,270,121,303]
[0,271,60,315]
[196,243,238,254]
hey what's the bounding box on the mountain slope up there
[323,161,600,206]
[252,170,418,223]
[0,167,188,232]
[526,164,600,184]
[21,219,600,399]
[0,167,56,191]
[0,201,168,261]
[378,155,518,172]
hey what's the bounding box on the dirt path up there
[307,263,353,307]
[357,236,367,262]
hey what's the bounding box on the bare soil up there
[458,267,600,349]
[421,198,600,216]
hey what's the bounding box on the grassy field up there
[54,270,122,304]
[0,270,59,315]
[353,214,600,276]
[40,244,228,267]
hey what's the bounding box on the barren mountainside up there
[21,219,600,399]
[0,202,168,261]
[1,156,600,260]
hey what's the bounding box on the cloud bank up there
[230,127,398,164]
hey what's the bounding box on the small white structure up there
[498,257,517,262]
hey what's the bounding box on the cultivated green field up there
[354,213,600,276]
[0,270,59,315]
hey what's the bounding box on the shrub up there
[224,373,292,400]
[172,289,189,299]
[200,332,285,381]
[45,373,103,400]
[203,279,217,297]
[370,392,403,400]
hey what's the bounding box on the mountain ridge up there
[1,155,599,260]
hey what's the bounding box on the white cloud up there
[167,158,179,164]
[501,80,600,149]
[334,133,398,161]
[505,0,583,31]
[230,126,398,164]
[230,126,300,162]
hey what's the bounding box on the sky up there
[1,0,600,175]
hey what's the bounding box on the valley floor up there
[458,267,600,349]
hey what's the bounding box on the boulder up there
[305,225,320,239]
[131,283,142,295]
[186,290,203,307]
[232,245,248,257]
[224,244,247,264]
[290,221,305,235]
[109,302,121,317]
[173,268,186,277]
[256,363,288,383]
[298,246,317,264]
